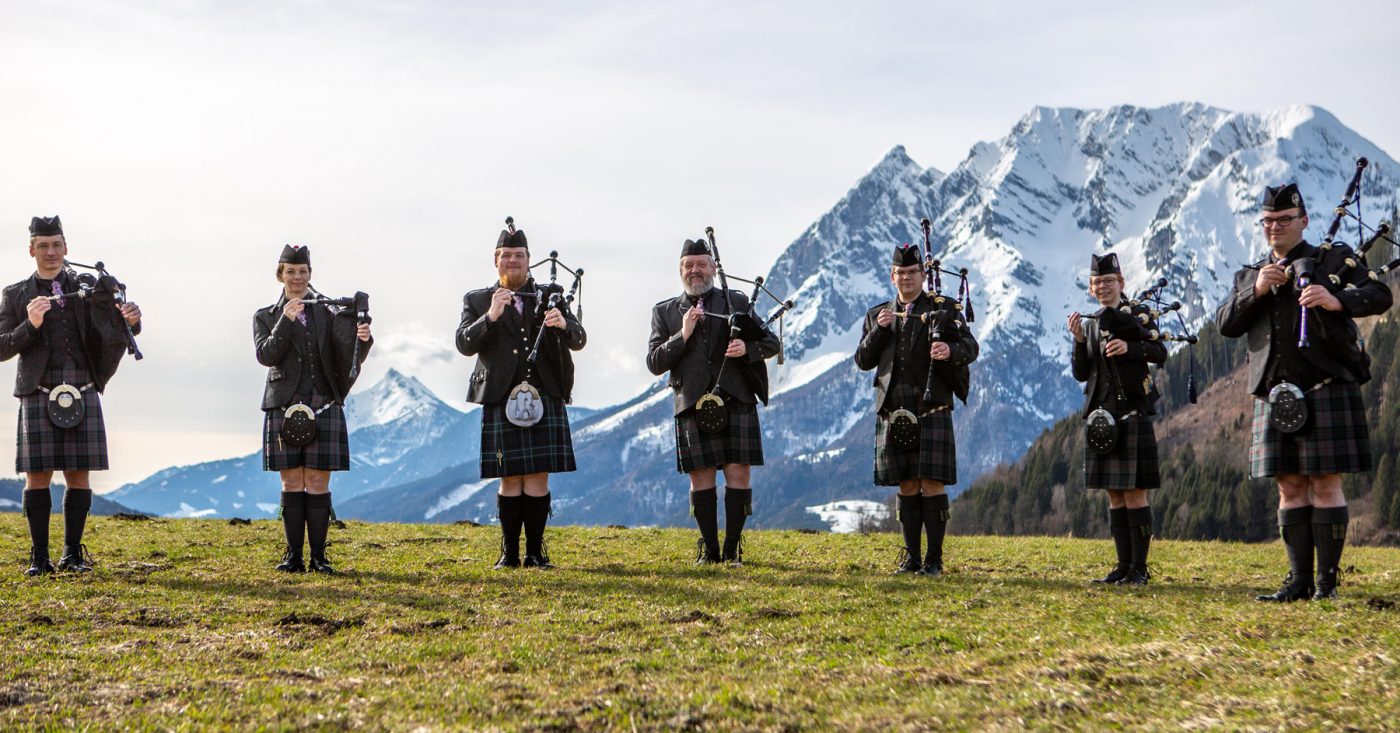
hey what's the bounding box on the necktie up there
[514,294,525,315]
[297,300,307,326]
[51,279,64,309]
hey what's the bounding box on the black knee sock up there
[897,494,922,559]
[1312,506,1348,580]
[62,487,92,551]
[22,488,51,554]
[1278,505,1314,585]
[691,487,720,557]
[524,493,551,557]
[305,492,332,560]
[722,488,752,555]
[1108,507,1131,571]
[922,494,949,566]
[1127,506,1152,572]
[498,494,525,558]
[280,491,306,557]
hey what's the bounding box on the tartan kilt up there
[673,401,764,474]
[1249,380,1371,478]
[263,403,350,472]
[873,408,957,486]
[16,364,109,473]
[1084,413,1159,490]
[480,394,576,478]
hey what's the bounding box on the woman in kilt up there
[1,216,141,576]
[1217,183,1392,602]
[254,244,372,574]
[854,244,978,576]
[1067,253,1166,586]
[456,221,585,570]
[646,238,781,566]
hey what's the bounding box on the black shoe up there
[695,538,722,565]
[522,553,555,570]
[917,560,943,577]
[275,550,306,573]
[23,548,54,577]
[57,544,93,573]
[722,537,744,567]
[1313,567,1340,600]
[1092,565,1130,584]
[308,556,336,574]
[1114,567,1150,586]
[1255,572,1313,602]
[493,537,521,570]
[892,548,922,575]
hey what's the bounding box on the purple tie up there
[51,279,64,309]
[514,295,525,315]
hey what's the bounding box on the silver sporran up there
[506,382,545,427]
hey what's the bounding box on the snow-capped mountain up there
[116,104,1400,528]
[355,103,1398,527]
[109,369,479,518]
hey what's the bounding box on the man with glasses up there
[1218,183,1392,601]
[1067,253,1166,586]
[647,238,781,566]
[855,244,978,575]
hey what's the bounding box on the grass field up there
[3,517,1398,731]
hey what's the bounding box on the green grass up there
[3,518,1399,731]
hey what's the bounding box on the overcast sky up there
[1,0,1397,489]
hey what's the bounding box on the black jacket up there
[1216,241,1393,396]
[647,287,781,417]
[1070,302,1167,417]
[254,294,373,410]
[853,293,979,412]
[0,272,142,396]
[456,282,586,405]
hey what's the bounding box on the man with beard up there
[647,238,781,565]
[1,216,141,576]
[855,244,978,575]
[1218,183,1392,601]
[457,220,586,569]
[1067,252,1166,586]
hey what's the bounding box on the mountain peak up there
[345,369,459,431]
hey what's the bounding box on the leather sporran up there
[46,384,86,429]
[887,408,921,452]
[695,393,729,435]
[1267,383,1308,434]
[1085,408,1119,455]
[281,404,319,447]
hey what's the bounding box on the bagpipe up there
[52,259,143,361]
[298,289,372,396]
[902,218,976,404]
[692,226,798,434]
